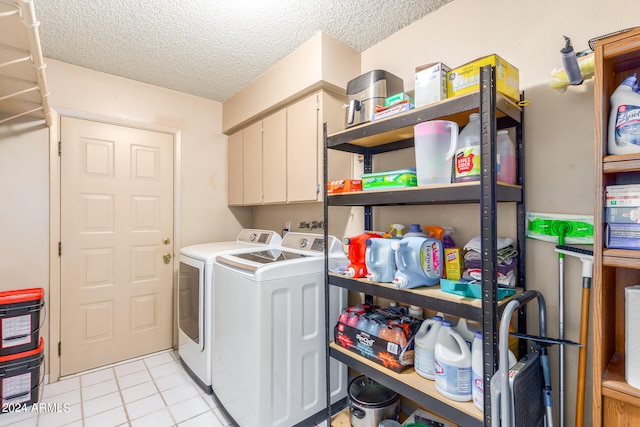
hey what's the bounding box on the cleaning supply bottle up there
[365,237,396,283]
[454,113,481,183]
[343,233,382,278]
[434,320,472,402]
[404,223,428,237]
[608,73,640,154]
[391,236,443,289]
[390,223,405,237]
[414,315,443,379]
[453,317,480,350]
[496,130,516,184]
[408,305,423,319]
[471,331,483,411]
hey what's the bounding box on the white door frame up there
[49,108,182,382]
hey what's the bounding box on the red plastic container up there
[0,337,44,411]
[0,288,44,356]
[343,233,382,278]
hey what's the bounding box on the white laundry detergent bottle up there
[471,331,484,411]
[435,320,472,402]
[391,236,443,289]
[609,73,640,154]
[454,113,481,183]
[414,315,443,380]
[365,237,396,283]
[471,330,517,412]
[454,317,480,350]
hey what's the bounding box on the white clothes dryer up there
[177,229,282,393]
[211,232,348,427]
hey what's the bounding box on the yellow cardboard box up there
[444,247,465,281]
[447,54,519,102]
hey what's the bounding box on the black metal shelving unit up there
[323,65,525,426]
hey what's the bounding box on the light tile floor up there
[0,350,232,427]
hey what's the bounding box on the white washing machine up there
[177,229,282,393]
[211,232,348,427]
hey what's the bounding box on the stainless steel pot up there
[348,375,399,427]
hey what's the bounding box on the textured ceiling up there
[34,0,453,102]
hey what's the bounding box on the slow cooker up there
[348,375,399,427]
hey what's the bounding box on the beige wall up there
[360,0,638,425]
[45,59,250,246]
[0,60,252,377]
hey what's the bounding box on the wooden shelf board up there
[602,353,640,405]
[329,342,483,424]
[330,407,350,427]
[329,272,523,320]
[603,249,640,268]
[328,181,522,206]
[327,91,521,149]
[603,153,640,173]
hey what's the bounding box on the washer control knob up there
[300,238,308,248]
[250,233,257,241]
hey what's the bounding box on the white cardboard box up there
[626,285,640,389]
[415,62,450,108]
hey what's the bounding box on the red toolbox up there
[0,288,44,356]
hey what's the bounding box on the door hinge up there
[58,140,61,156]
[58,342,61,357]
[58,242,61,257]
[316,101,321,111]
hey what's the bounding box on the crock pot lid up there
[348,376,398,407]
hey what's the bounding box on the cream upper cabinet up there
[227,130,244,206]
[227,89,351,206]
[287,91,352,203]
[262,109,287,204]
[242,120,263,205]
[287,94,320,202]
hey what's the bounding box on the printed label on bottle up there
[420,242,442,279]
[472,368,483,408]
[414,344,435,376]
[455,146,481,178]
[615,104,640,146]
[435,360,471,396]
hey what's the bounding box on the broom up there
[526,212,594,427]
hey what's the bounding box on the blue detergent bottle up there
[392,236,443,288]
[365,237,396,283]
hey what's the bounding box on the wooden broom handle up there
[575,286,590,427]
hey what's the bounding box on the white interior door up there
[60,117,174,376]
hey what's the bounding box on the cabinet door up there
[287,94,319,202]
[227,130,244,205]
[243,120,263,205]
[262,109,287,203]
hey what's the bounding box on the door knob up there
[163,237,171,245]
[163,253,172,264]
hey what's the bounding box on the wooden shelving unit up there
[592,27,640,426]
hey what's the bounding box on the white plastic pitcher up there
[414,120,458,185]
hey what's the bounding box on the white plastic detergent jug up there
[609,73,640,154]
[454,317,480,350]
[471,331,483,411]
[391,236,443,289]
[471,330,517,412]
[434,320,472,402]
[414,315,443,380]
[365,238,396,283]
[454,113,481,183]
[404,224,428,237]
